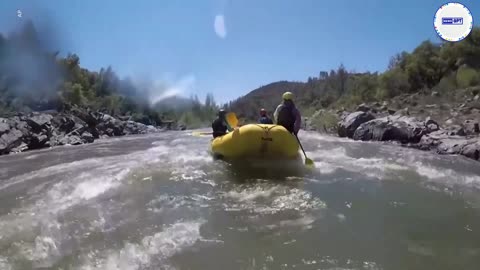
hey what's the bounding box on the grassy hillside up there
[227,28,480,126]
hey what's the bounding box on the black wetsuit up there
[212,117,228,138]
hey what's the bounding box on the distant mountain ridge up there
[153,95,194,111]
[227,81,306,121]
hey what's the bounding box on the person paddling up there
[211,109,233,138]
[258,108,273,124]
[273,92,302,135]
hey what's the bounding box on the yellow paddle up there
[294,134,315,168]
[225,112,238,128]
[191,131,213,136]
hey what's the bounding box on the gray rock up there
[0,107,163,155]
[394,107,409,116]
[26,113,53,130]
[356,103,370,112]
[417,130,480,161]
[70,106,98,126]
[446,125,466,136]
[0,122,10,134]
[337,111,375,138]
[11,142,28,153]
[96,114,125,136]
[460,140,480,160]
[51,114,76,133]
[418,131,443,150]
[353,115,426,143]
[462,120,479,135]
[101,114,115,122]
[0,128,24,155]
[425,117,440,133]
[124,121,148,135]
[437,139,467,155]
[28,133,49,149]
[81,132,95,143]
[59,135,84,146]
[87,127,100,139]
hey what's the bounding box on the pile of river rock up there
[338,104,480,161]
[0,107,171,155]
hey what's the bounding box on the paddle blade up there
[226,112,238,128]
[305,157,315,168]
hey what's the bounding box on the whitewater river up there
[1,130,480,270]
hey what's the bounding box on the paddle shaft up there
[294,134,309,160]
[192,131,213,136]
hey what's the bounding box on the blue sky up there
[1,0,479,104]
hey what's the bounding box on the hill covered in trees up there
[227,28,480,126]
[0,20,218,128]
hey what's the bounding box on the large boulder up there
[437,139,469,155]
[353,115,426,143]
[51,114,76,134]
[461,140,480,160]
[97,114,125,136]
[418,130,454,150]
[0,128,24,155]
[28,133,49,149]
[70,106,99,126]
[25,113,53,132]
[337,111,375,138]
[435,137,480,160]
[124,121,148,135]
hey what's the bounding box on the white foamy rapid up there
[0,132,213,268]
[78,220,204,270]
[1,130,480,269]
[300,131,480,188]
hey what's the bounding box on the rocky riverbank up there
[0,107,184,156]
[335,103,480,162]
[301,87,480,162]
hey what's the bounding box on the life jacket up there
[277,103,295,133]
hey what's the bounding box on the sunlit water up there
[1,130,480,270]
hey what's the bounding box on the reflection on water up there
[0,130,479,269]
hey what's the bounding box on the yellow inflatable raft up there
[211,124,300,160]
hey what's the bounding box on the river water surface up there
[1,130,480,270]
